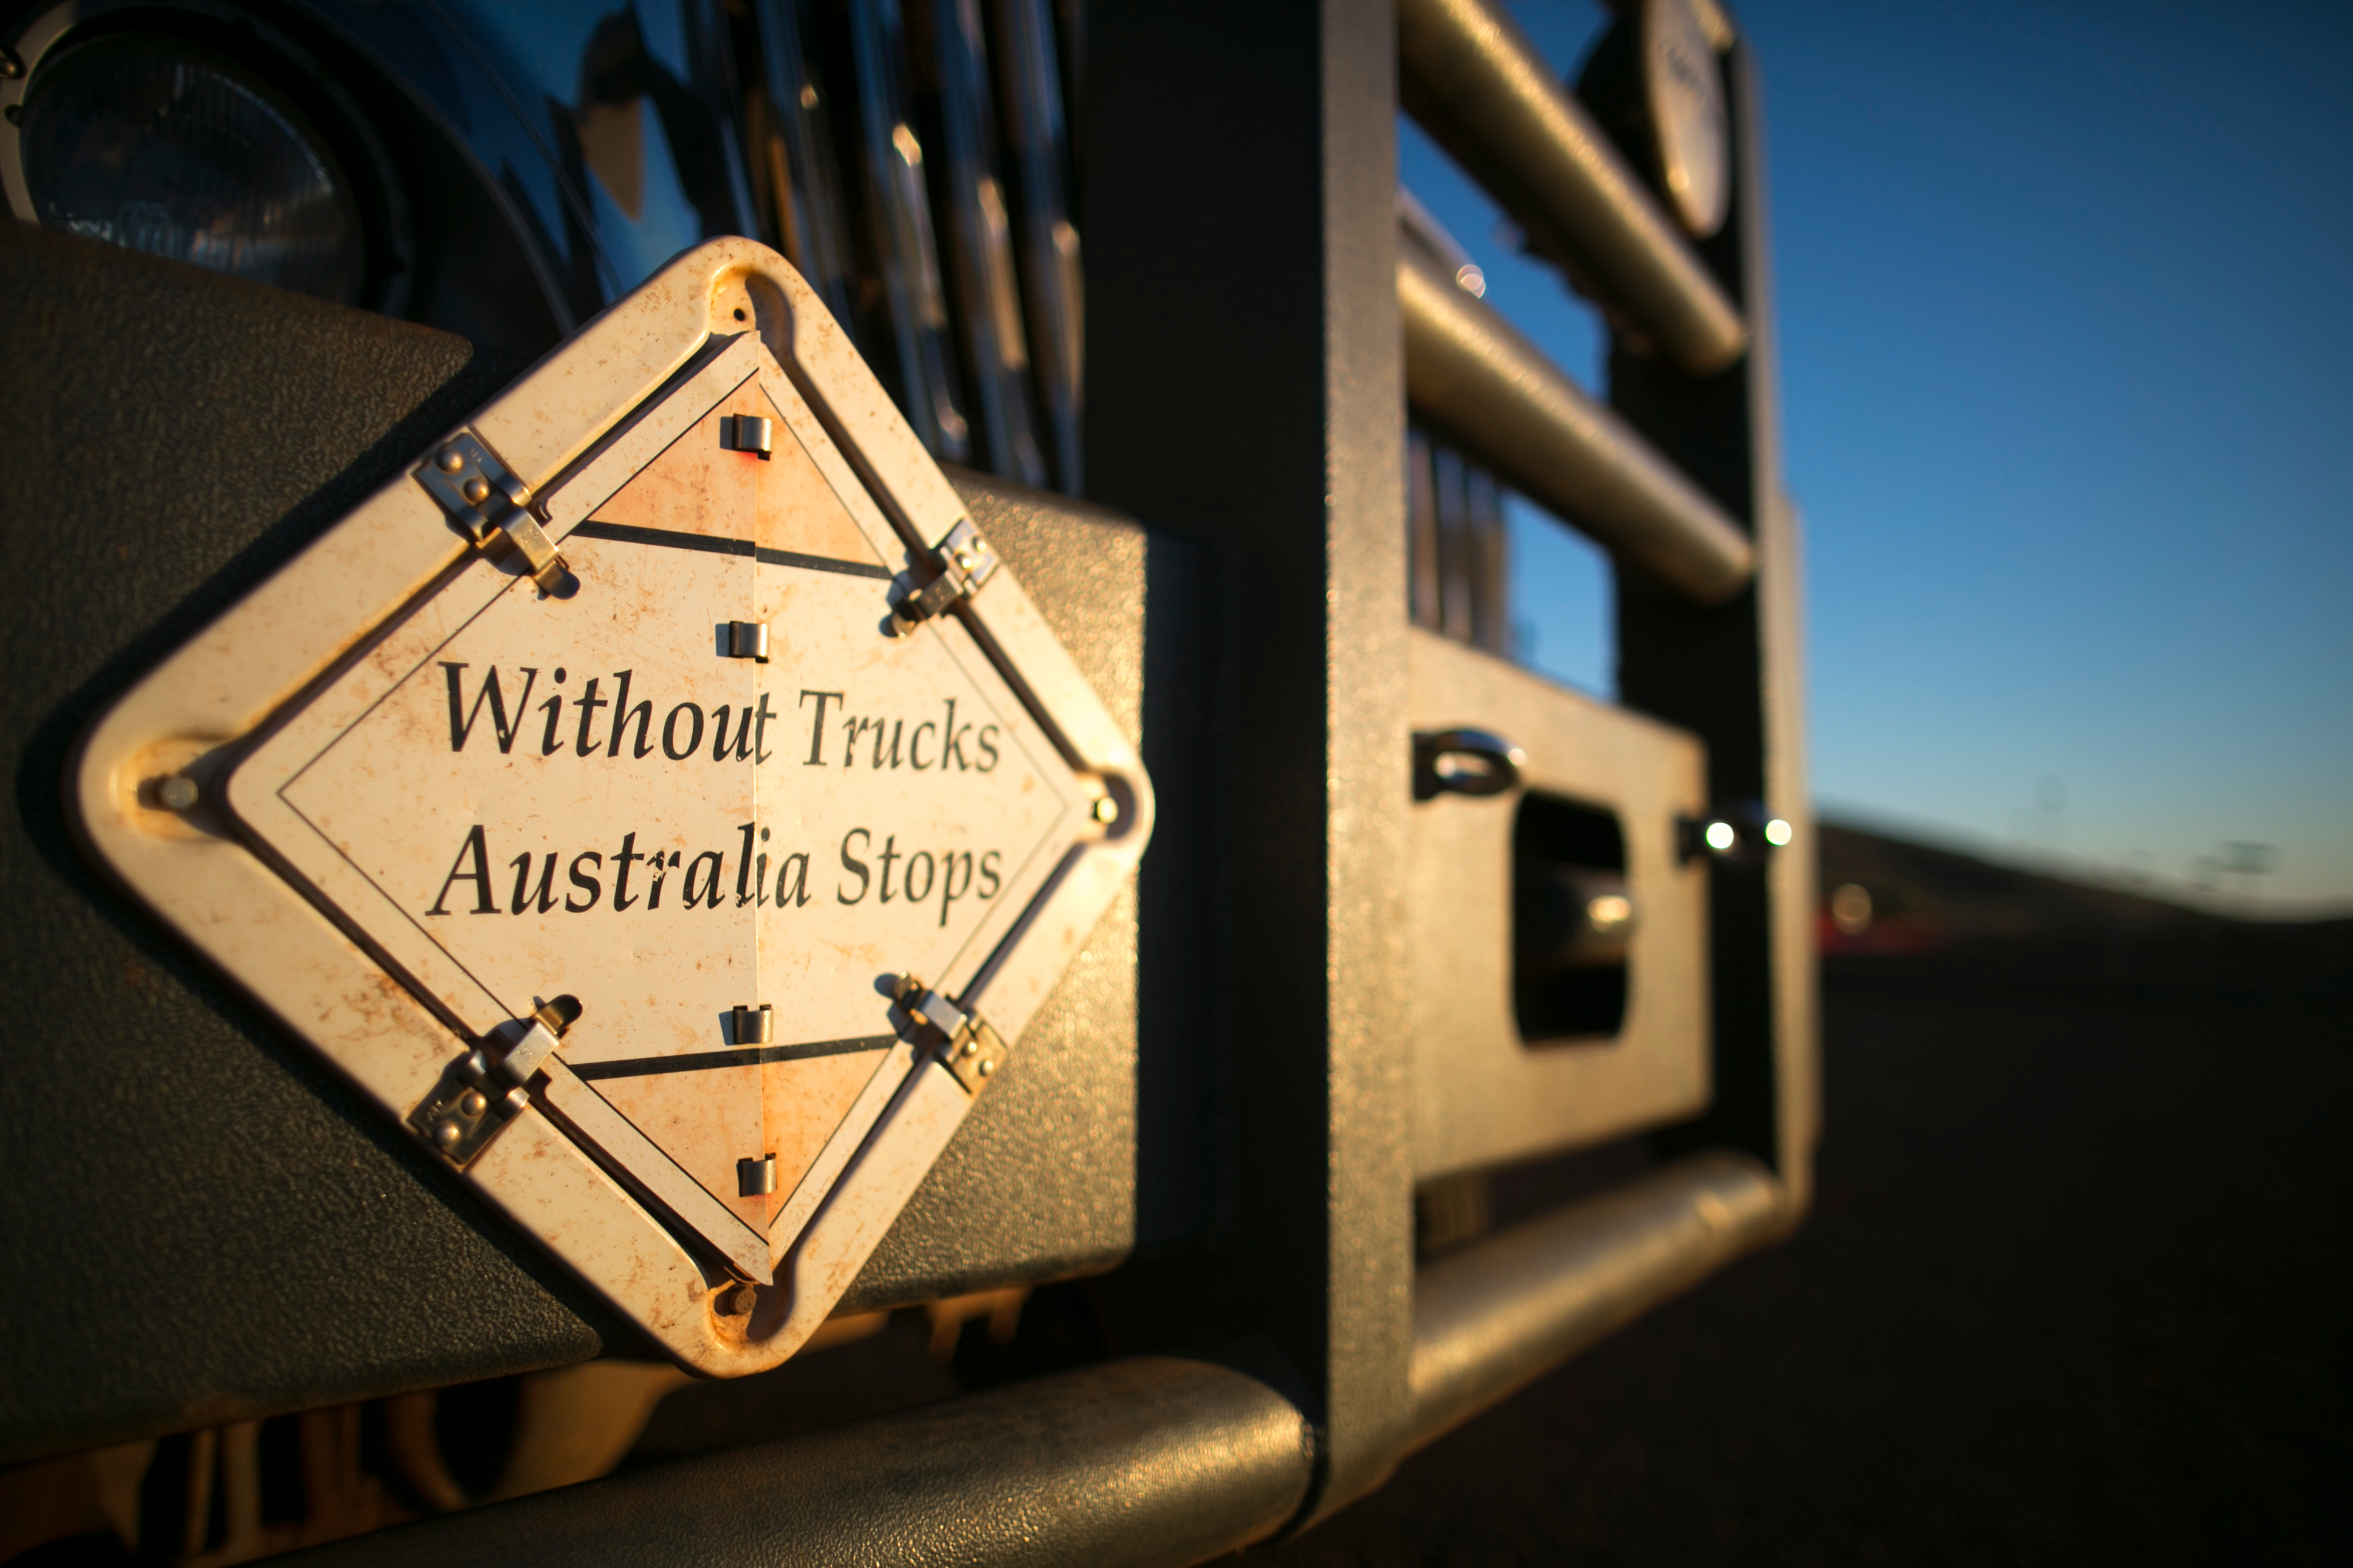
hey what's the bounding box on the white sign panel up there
[233,337,1085,1281]
[76,242,1149,1371]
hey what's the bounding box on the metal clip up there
[732,1003,774,1044]
[890,974,1007,1096]
[721,415,774,460]
[737,1154,778,1196]
[888,518,1000,634]
[414,430,571,595]
[408,995,580,1168]
[721,621,771,662]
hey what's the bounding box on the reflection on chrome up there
[1587,893,1634,934]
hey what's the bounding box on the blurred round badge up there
[1641,0,1731,238]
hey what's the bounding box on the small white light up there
[1764,818,1792,847]
[1454,262,1487,298]
[1705,820,1737,853]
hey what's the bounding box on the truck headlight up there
[16,31,365,304]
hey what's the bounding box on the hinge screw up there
[436,447,465,473]
[157,776,199,812]
[459,1090,487,1116]
[1092,796,1118,824]
[431,1121,462,1149]
[462,477,491,504]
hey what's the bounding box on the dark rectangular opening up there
[1514,791,1630,1042]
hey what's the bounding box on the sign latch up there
[414,430,571,595]
[889,518,1000,633]
[408,995,582,1167]
[891,974,1008,1095]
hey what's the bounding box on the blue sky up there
[1404,0,2353,914]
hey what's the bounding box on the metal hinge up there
[414,430,572,595]
[737,1154,779,1196]
[721,414,774,459]
[720,621,771,662]
[888,518,1001,634]
[731,1001,777,1200]
[408,995,581,1167]
[890,974,1008,1095]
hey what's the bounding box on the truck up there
[0,2,1816,1562]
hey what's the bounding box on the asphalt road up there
[1245,977,2349,1566]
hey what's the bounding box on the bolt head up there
[157,776,199,812]
[437,447,465,473]
[459,1090,488,1116]
[953,551,975,572]
[461,476,491,504]
[1092,796,1118,824]
[431,1120,462,1149]
[977,1058,995,1077]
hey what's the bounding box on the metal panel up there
[1400,241,1754,604]
[67,232,1154,1367]
[0,225,1164,1461]
[1407,631,1710,1180]
[844,468,1160,1312]
[0,226,608,1467]
[1084,0,1417,1520]
[1395,0,1748,374]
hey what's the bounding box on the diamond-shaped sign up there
[235,335,1085,1282]
[78,243,1149,1369]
